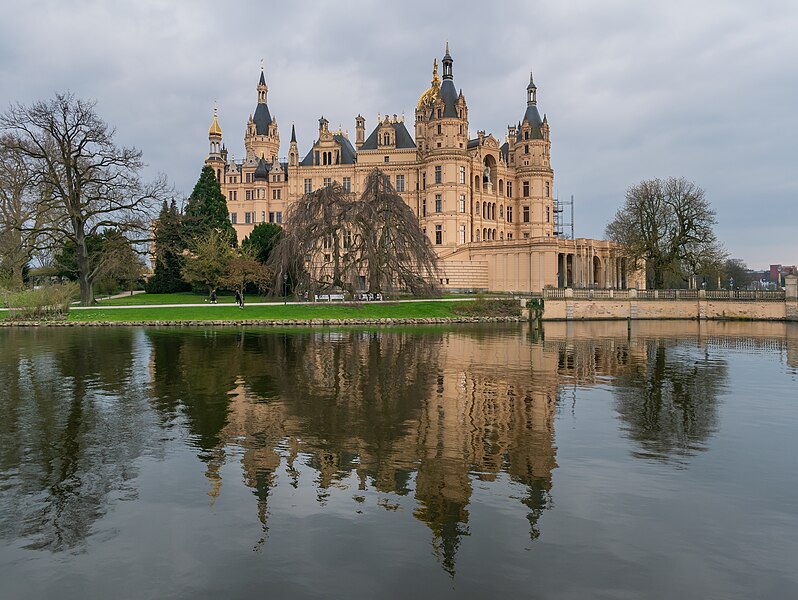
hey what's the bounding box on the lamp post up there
[283,272,288,304]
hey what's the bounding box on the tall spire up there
[290,122,297,143]
[259,58,266,86]
[442,41,453,80]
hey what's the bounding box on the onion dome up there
[208,105,222,137]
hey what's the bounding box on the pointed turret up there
[290,122,297,143]
[439,42,459,117]
[527,71,537,105]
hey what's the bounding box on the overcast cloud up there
[1,0,795,268]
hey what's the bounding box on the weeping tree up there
[269,169,439,296]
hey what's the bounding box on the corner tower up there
[245,65,280,162]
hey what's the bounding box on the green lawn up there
[97,292,242,305]
[67,301,464,322]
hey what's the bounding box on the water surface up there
[1,322,796,599]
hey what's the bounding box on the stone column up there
[786,274,797,321]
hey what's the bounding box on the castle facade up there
[204,46,638,292]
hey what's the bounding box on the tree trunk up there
[74,225,94,305]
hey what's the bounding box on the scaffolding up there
[553,194,574,239]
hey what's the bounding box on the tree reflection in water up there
[612,341,726,463]
[0,328,154,551]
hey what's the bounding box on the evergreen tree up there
[183,165,236,245]
[242,223,282,264]
[146,200,190,293]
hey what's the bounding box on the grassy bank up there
[97,292,240,305]
[67,301,466,322]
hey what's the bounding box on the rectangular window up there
[458,195,465,213]
[276,211,282,224]
[507,182,512,197]
[435,166,442,184]
[507,233,513,240]
[304,178,312,194]
[435,194,442,213]
[524,145,529,154]
[458,225,465,244]
[459,166,465,184]
[437,124,442,135]
[262,211,266,223]
[246,173,251,183]
[323,177,331,187]
[545,182,550,197]
[231,212,237,224]
[245,212,251,224]
[246,190,251,201]
[507,206,513,223]
[384,156,389,163]
[422,173,426,190]
[523,181,530,197]
[277,189,281,200]
[269,212,275,223]
[523,206,530,222]
[523,232,530,239]
[422,198,426,217]
[435,224,442,245]
[546,206,550,223]
[272,190,276,200]
[343,176,351,192]
[396,175,405,192]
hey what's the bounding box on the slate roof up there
[254,158,269,180]
[517,104,544,140]
[359,121,416,150]
[253,103,272,135]
[299,134,358,166]
[439,79,459,118]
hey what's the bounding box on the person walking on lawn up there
[234,289,244,309]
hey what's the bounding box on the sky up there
[1,0,795,269]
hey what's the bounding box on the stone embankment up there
[0,316,525,328]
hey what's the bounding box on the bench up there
[314,293,346,302]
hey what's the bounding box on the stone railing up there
[543,288,786,301]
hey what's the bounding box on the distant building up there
[204,45,640,292]
[770,265,797,287]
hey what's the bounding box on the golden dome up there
[417,59,440,110]
[208,104,222,137]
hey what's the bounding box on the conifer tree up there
[183,165,236,245]
[146,199,190,293]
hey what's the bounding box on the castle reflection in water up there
[1,321,796,574]
[144,321,796,572]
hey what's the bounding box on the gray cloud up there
[1,0,795,267]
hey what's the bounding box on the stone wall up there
[541,295,796,322]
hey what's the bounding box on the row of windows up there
[230,211,282,225]
[244,189,282,201]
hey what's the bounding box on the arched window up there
[499,179,504,194]
[476,230,481,242]
[483,228,487,241]
[475,201,480,215]
[493,228,497,240]
[475,175,480,191]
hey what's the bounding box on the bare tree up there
[0,92,170,304]
[606,177,725,289]
[0,136,49,287]
[269,169,439,296]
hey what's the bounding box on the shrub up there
[2,283,79,321]
[451,298,521,317]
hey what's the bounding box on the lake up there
[1,321,796,599]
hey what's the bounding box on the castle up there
[204,45,636,292]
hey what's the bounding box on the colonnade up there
[556,246,628,289]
